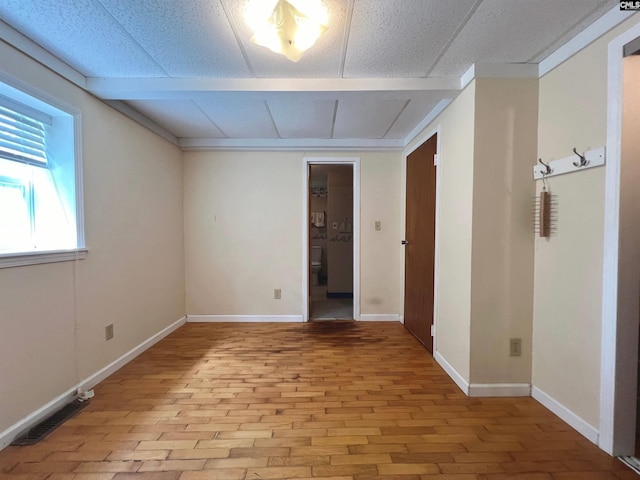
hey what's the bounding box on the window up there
[0,79,85,267]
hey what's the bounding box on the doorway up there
[403,133,438,353]
[308,165,353,320]
[601,24,640,456]
[302,157,361,322]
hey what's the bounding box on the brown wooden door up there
[403,134,437,353]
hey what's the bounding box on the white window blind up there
[0,104,47,166]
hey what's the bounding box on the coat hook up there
[572,147,588,167]
[538,158,552,175]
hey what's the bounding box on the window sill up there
[0,248,88,269]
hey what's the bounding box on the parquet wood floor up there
[0,321,635,479]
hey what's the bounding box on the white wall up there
[405,84,476,382]
[470,78,537,384]
[533,15,640,428]
[405,77,537,387]
[0,40,185,436]
[359,152,404,316]
[183,150,403,318]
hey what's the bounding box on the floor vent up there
[11,399,89,446]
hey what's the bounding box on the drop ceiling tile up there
[384,95,448,139]
[333,96,408,138]
[528,0,618,62]
[0,0,166,77]
[127,100,226,138]
[197,95,279,138]
[225,0,346,77]
[430,0,615,77]
[98,0,252,77]
[343,0,476,78]
[267,94,335,138]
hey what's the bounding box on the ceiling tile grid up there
[197,97,279,139]
[222,0,349,78]
[0,0,167,77]
[0,0,623,146]
[96,0,252,78]
[429,0,617,78]
[343,0,478,78]
[333,96,409,138]
[266,94,336,138]
[127,100,226,138]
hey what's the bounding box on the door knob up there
[401,240,409,245]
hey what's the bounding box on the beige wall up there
[359,153,404,316]
[470,78,537,384]
[406,83,476,381]
[0,41,185,434]
[533,15,640,427]
[184,151,404,317]
[183,151,303,315]
[309,175,328,277]
[327,167,353,293]
[406,78,537,385]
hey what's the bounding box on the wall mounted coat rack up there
[533,146,605,180]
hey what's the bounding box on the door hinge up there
[433,154,439,166]
[430,325,435,336]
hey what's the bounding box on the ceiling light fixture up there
[246,0,328,62]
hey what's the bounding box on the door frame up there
[402,126,442,351]
[302,157,361,322]
[600,22,640,456]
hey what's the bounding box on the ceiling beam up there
[86,77,461,100]
[179,137,405,151]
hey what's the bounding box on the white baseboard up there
[187,315,304,323]
[0,316,186,451]
[78,316,187,392]
[434,351,469,395]
[468,383,531,397]
[359,314,402,322]
[531,386,599,444]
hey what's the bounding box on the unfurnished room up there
[1,1,640,479]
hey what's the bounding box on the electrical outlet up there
[274,289,281,300]
[375,221,381,231]
[105,324,114,341]
[510,338,521,357]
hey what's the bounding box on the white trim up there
[532,386,599,445]
[533,146,605,180]
[460,64,476,90]
[302,162,310,322]
[78,316,187,392]
[404,100,451,147]
[302,157,361,323]
[0,248,88,269]
[0,20,86,89]
[0,71,86,254]
[0,316,186,451]
[187,315,304,323]
[434,351,469,395]
[358,314,402,322]
[600,21,640,456]
[86,76,461,97]
[180,138,404,152]
[73,112,85,250]
[105,100,178,146]
[473,63,539,79]
[402,127,442,353]
[0,386,76,451]
[539,6,635,77]
[468,383,531,397]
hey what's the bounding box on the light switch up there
[375,221,381,231]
